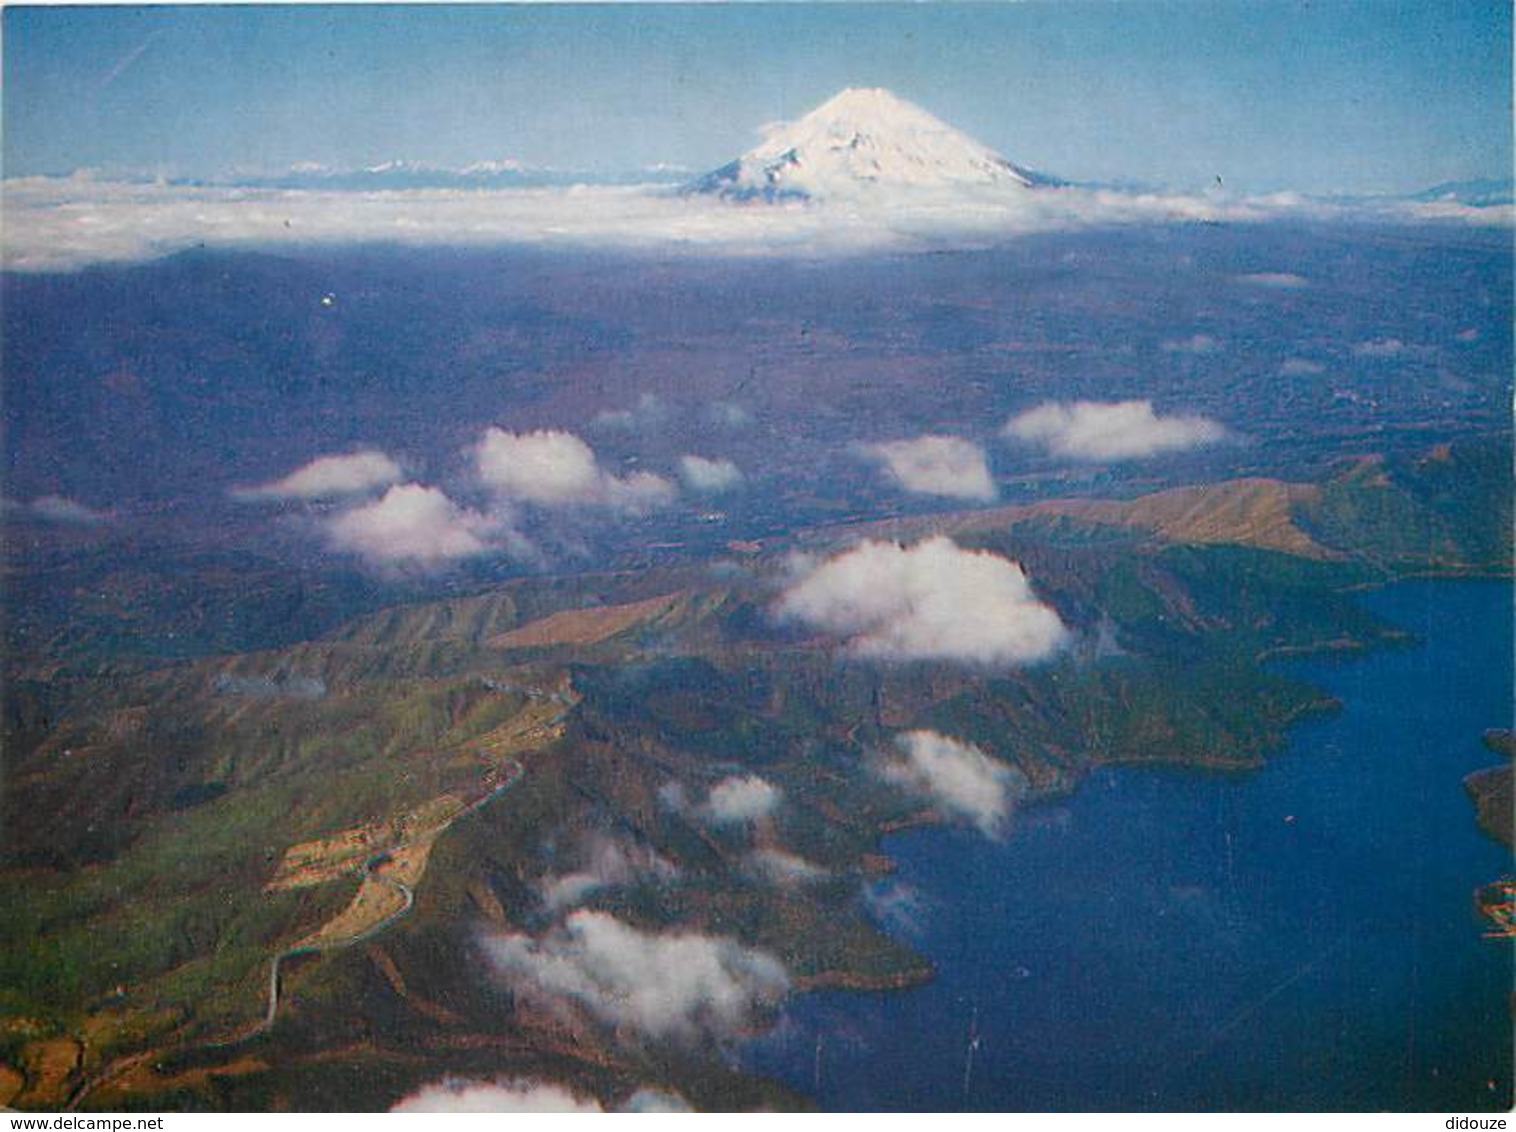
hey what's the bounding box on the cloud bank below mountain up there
[5,173,1508,272]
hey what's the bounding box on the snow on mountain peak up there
[689,86,1034,202]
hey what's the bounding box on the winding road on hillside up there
[251,756,525,1038]
[66,757,526,1110]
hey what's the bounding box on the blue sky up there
[3,2,1511,195]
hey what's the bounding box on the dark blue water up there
[748,581,1514,1111]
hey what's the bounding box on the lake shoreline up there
[747,578,1514,1112]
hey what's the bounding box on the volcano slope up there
[0,435,1507,1112]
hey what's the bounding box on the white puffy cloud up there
[324,483,493,567]
[775,536,1069,666]
[878,729,1028,839]
[5,174,1507,273]
[680,454,745,493]
[1002,399,1226,461]
[1279,357,1327,376]
[472,427,675,513]
[482,910,788,1041]
[602,470,678,512]
[537,836,678,914]
[858,435,996,502]
[745,848,829,887]
[232,449,402,502]
[392,1078,603,1113]
[703,775,782,825]
[473,428,599,502]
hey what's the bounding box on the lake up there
[746,580,1514,1111]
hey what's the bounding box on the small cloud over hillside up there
[776,536,1069,666]
[877,730,1028,838]
[232,449,403,502]
[1003,399,1225,461]
[324,483,493,568]
[858,435,996,502]
[702,775,782,826]
[392,1079,604,1113]
[472,427,675,513]
[482,910,788,1042]
[680,454,744,493]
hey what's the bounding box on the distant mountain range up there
[170,159,691,191]
[1407,178,1515,208]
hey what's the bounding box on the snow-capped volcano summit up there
[688,87,1035,202]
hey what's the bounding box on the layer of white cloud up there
[680,454,745,493]
[472,427,674,513]
[703,775,782,826]
[25,495,111,525]
[5,174,1508,273]
[392,1078,604,1113]
[482,910,788,1041]
[878,729,1028,839]
[858,435,996,502]
[231,448,403,502]
[1236,272,1309,289]
[1003,399,1226,461]
[324,482,493,567]
[1279,357,1327,376]
[775,536,1069,666]
[1161,332,1222,354]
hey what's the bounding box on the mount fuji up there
[687,87,1043,202]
